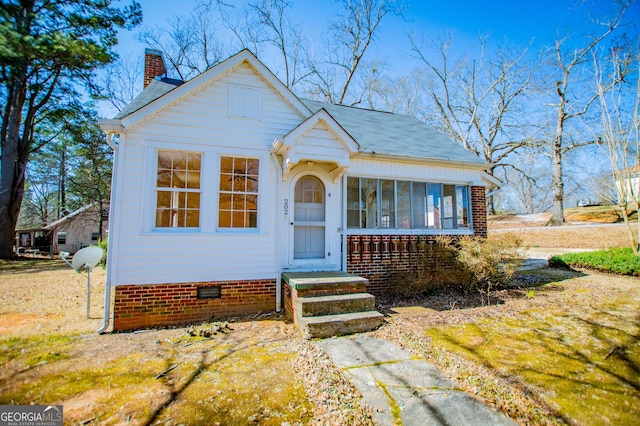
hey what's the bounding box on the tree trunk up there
[0,73,29,258]
[549,112,566,226]
[59,148,67,217]
[486,192,496,216]
[0,139,29,259]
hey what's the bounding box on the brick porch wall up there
[113,279,276,331]
[471,186,488,238]
[346,235,441,295]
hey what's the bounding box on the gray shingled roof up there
[302,99,486,165]
[114,78,183,119]
[112,74,485,166]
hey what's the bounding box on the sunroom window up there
[347,177,471,230]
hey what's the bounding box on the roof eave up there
[353,151,490,170]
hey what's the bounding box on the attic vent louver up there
[228,84,261,120]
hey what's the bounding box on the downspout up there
[98,127,121,333]
[341,175,348,272]
[271,152,283,312]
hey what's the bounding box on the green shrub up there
[550,248,640,276]
[95,237,108,268]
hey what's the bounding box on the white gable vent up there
[228,84,261,120]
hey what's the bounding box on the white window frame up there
[141,140,268,236]
[346,176,474,235]
[154,149,203,229]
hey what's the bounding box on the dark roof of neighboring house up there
[302,99,485,165]
[114,77,183,119]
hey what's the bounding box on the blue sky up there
[103,0,639,114]
[117,0,639,56]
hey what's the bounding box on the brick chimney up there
[143,48,167,89]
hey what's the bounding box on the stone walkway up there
[316,336,516,426]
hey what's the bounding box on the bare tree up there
[306,0,404,105]
[543,2,629,226]
[594,36,639,253]
[411,34,536,214]
[503,148,553,213]
[101,54,143,112]
[136,1,227,80]
[360,65,425,114]
[246,0,311,89]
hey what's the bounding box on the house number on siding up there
[283,199,289,216]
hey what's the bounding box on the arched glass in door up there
[293,176,325,259]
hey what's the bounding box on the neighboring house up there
[616,164,640,203]
[45,202,109,254]
[15,202,109,255]
[99,49,499,331]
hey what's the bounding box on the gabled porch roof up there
[272,108,360,183]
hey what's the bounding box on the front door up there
[293,176,325,259]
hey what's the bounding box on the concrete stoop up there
[296,292,383,338]
[301,310,384,339]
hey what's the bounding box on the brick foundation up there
[113,279,276,331]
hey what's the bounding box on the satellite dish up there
[61,246,104,319]
[72,246,103,272]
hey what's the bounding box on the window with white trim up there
[218,156,259,228]
[347,177,470,230]
[155,150,202,228]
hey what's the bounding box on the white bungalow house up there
[99,49,498,333]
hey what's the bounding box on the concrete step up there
[297,293,376,318]
[301,311,384,339]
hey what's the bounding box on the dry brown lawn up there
[491,223,632,249]
[0,259,374,425]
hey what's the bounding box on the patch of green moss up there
[0,352,168,424]
[153,343,313,425]
[0,334,76,366]
[425,306,640,424]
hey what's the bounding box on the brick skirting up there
[113,279,276,331]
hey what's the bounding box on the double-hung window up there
[155,150,202,228]
[218,156,259,228]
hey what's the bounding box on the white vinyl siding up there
[110,63,301,285]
